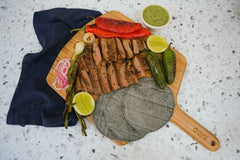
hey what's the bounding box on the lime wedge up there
[147,35,168,53]
[72,92,95,116]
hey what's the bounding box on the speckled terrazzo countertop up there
[0,0,239,160]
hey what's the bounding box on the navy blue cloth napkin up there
[7,8,102,127]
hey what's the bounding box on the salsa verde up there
[143,5,169,27]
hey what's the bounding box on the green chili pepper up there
[146,51,166,89]
[163,43,176,84]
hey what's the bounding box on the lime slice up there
[147,35,168,53]
[72,92,95,116]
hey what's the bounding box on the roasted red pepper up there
[86,24,151,39]
[95,17,142,34]
[86,24,118,38]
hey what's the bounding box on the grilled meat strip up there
[115,61,129,88]
[132,56,147,79]
[122,39,134,59]
[77,55,88,71]
[100,38,110,61]
[126,60,138,85]
[142,40,148,50]
[106,61,120,91]
[115,38,126,60]
[92,38,102,66]
[80,76,88,92]
[75,75,82,92]
[84,43,95,70]
[97,61,111,93]
[136,39,144,51]
[79,70,94,93]
[107,38,118,62]
[89,67,102,95]
[137,55,150,70]
[132,39,140,55]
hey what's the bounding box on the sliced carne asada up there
[97,61,111,93]
[89,67,102,95]
[136,55,150,71]
[107,38,118,62]
[122,39,134,59]
[125,60,138,85]
[100,38,110,61]
[84,43,95,70]
[115,38,126,60]
[75,75,82,92]
[132,39,140,55]
[132,56,147,79]
[136,39,144,51]
[106,61,120,91]
[142,40,148,50]
[92,38,102,66]
[79,76,88,92]
[115,61,129,88]
[74,38,150,96]
[77,55,88,71]
[79,70,94,93]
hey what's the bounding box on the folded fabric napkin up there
[7,8,102,127]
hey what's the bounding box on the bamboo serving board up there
[46,10,220,151]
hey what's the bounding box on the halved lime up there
[147,35,168,53]
[72,92,95,116]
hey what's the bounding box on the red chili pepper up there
[86,24,151,39]
[95,17,142,34]
[86,24,118,38]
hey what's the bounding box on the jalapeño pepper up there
[163,43,176,84]
[146,51,166,89]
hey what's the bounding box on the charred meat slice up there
[132,56,147,79]
[75,75,82,92]
[84,43,95,70]
[142,40,148,50]
[77,55,88,71]
[122,39,134,59]
[107,38,118,62]
[89,67,102,95]
[100,38,109,61]
[136,39,144,51]
[132,39,140,55]
[115,61,129,88]
[79,70,94,93]
[136,55,150,70]
[115,38,126,60]
[80,76,88,92]
[126,60,138,85]
[97,61,111,93]
[106,61,120,91]
[92,38,102,66]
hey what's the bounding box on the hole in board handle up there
[211,141,215,146]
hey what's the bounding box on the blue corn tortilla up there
[92,89,146,141]
[123,78,175,132]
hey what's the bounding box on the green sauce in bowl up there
[143,5,170,27]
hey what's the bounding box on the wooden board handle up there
[170,105,220,151]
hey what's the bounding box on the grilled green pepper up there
[146,51,166,89]
[163,43,176,84]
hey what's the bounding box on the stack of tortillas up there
[92,78,175,141]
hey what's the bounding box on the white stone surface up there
[0,0,240,160]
